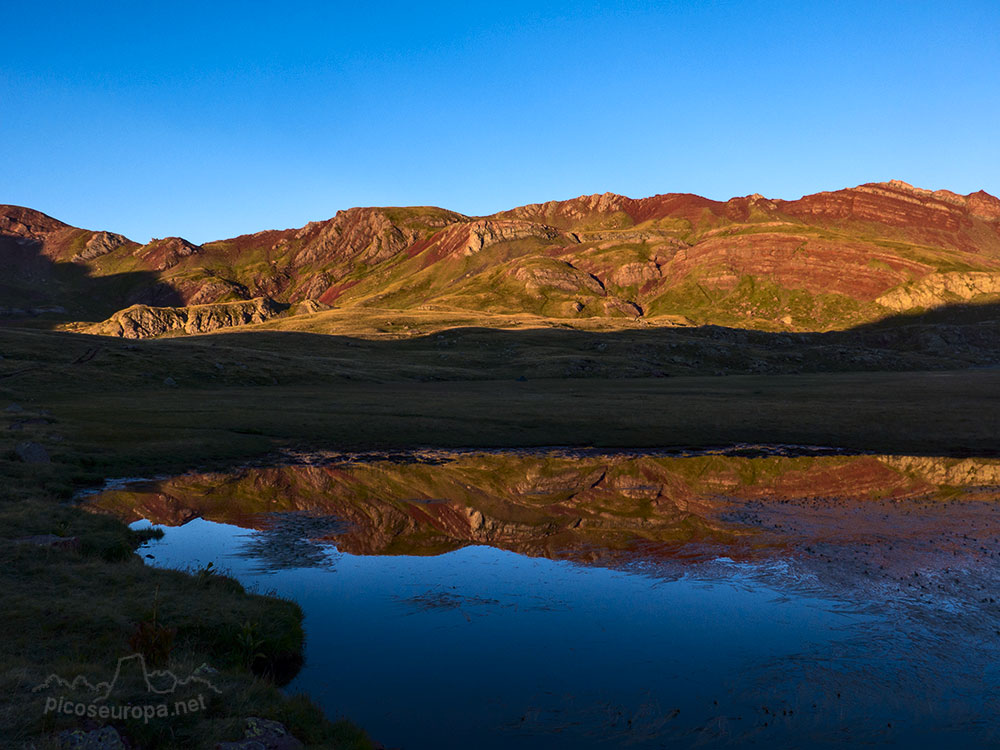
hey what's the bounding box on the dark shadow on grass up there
[138,299,1000,377]
[847,300,1000,330]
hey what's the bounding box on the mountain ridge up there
[3,181,1000,333]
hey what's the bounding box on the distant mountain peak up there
[5,182,1000,332]
[865,178,996,201]
[0,204,71,239]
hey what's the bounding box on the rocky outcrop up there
[778,181,1000,256]
[288,299,330,315]
[875,180,1000,221]
[461,219,562,255]
[603,298,644,317]
[511,261,606,295]
[72,230,131,262]
[876,272,1000,311]
[88,297,286,339]
[610,261,662,288]
[133,237,202,271]
[6,180,1000,331]
[181,278,253,306]
[880,456,1000,487]
[498,191,758,229]
[426,219,564,259]
[293,207,463,266]
[0,205,69,240]
[295,208,418,266]
[498,192,635,229]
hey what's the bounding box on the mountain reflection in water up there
[90,451,1000,567]
[88,451,1000,749]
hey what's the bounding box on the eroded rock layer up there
[4,180,1000,332]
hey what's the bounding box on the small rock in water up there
[163,376,177,387]
[14,441,50,463]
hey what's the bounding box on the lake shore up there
[3,324,1000,747]
[87,451,1000,748]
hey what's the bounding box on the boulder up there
[215,718,304,750]
[57,725,126,749]
[87,297,287,339]
[14,534,81,552]
[876,272,1000,311]
[14,441,50,463]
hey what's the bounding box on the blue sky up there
[2,1,998,244]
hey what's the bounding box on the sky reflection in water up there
[105,452,1000,749]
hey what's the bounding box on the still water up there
[91,450,1000,748]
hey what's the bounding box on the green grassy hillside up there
[6,181,1000,335]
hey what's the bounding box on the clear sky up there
[3,1,998,244]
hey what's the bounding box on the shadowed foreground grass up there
[0,501,372,749]
[1,324,999,747]
[0,496,374,749]
[3,325,999,464]
[28,371,1000,481]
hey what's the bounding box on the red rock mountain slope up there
[3,180,1000,331]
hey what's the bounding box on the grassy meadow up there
[2,319,999,747]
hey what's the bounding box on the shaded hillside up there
[0,206,179,320]
[4,180,1000,331]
